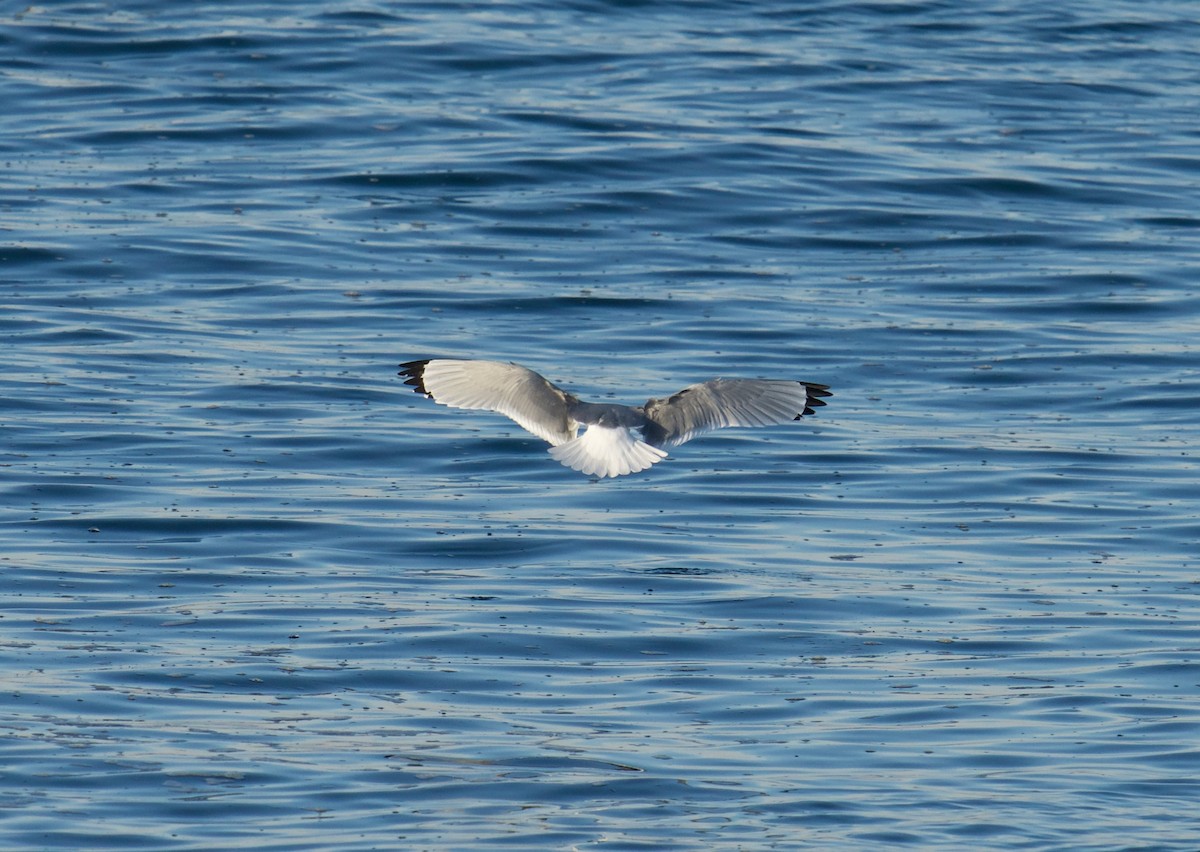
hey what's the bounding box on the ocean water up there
[3,1,1199,849]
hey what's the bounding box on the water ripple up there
[4,0,1200,849]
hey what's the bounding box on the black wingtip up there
[794,382,832,419]
[397,359,433,397]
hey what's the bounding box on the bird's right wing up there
[399,359,579,446]
[643,378,831,448]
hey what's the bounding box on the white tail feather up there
[547,426,668,478]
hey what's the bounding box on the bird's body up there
[398,358,831,478]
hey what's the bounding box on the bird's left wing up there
[643,378,831,448]
[399,359,579,446]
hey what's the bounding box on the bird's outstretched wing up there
[643,379,831,448]
[398,359,579,446]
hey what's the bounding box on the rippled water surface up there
[4,1,1200,849]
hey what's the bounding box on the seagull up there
[398,359,831,478]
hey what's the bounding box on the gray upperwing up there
[642,378,830,448]
[399,359,579,445]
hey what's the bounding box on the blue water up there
[4,1,1200,848]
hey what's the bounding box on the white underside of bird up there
[547,424,669,478]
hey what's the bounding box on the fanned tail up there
[547,426,668,478]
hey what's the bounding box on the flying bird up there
[398,359,831,478]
